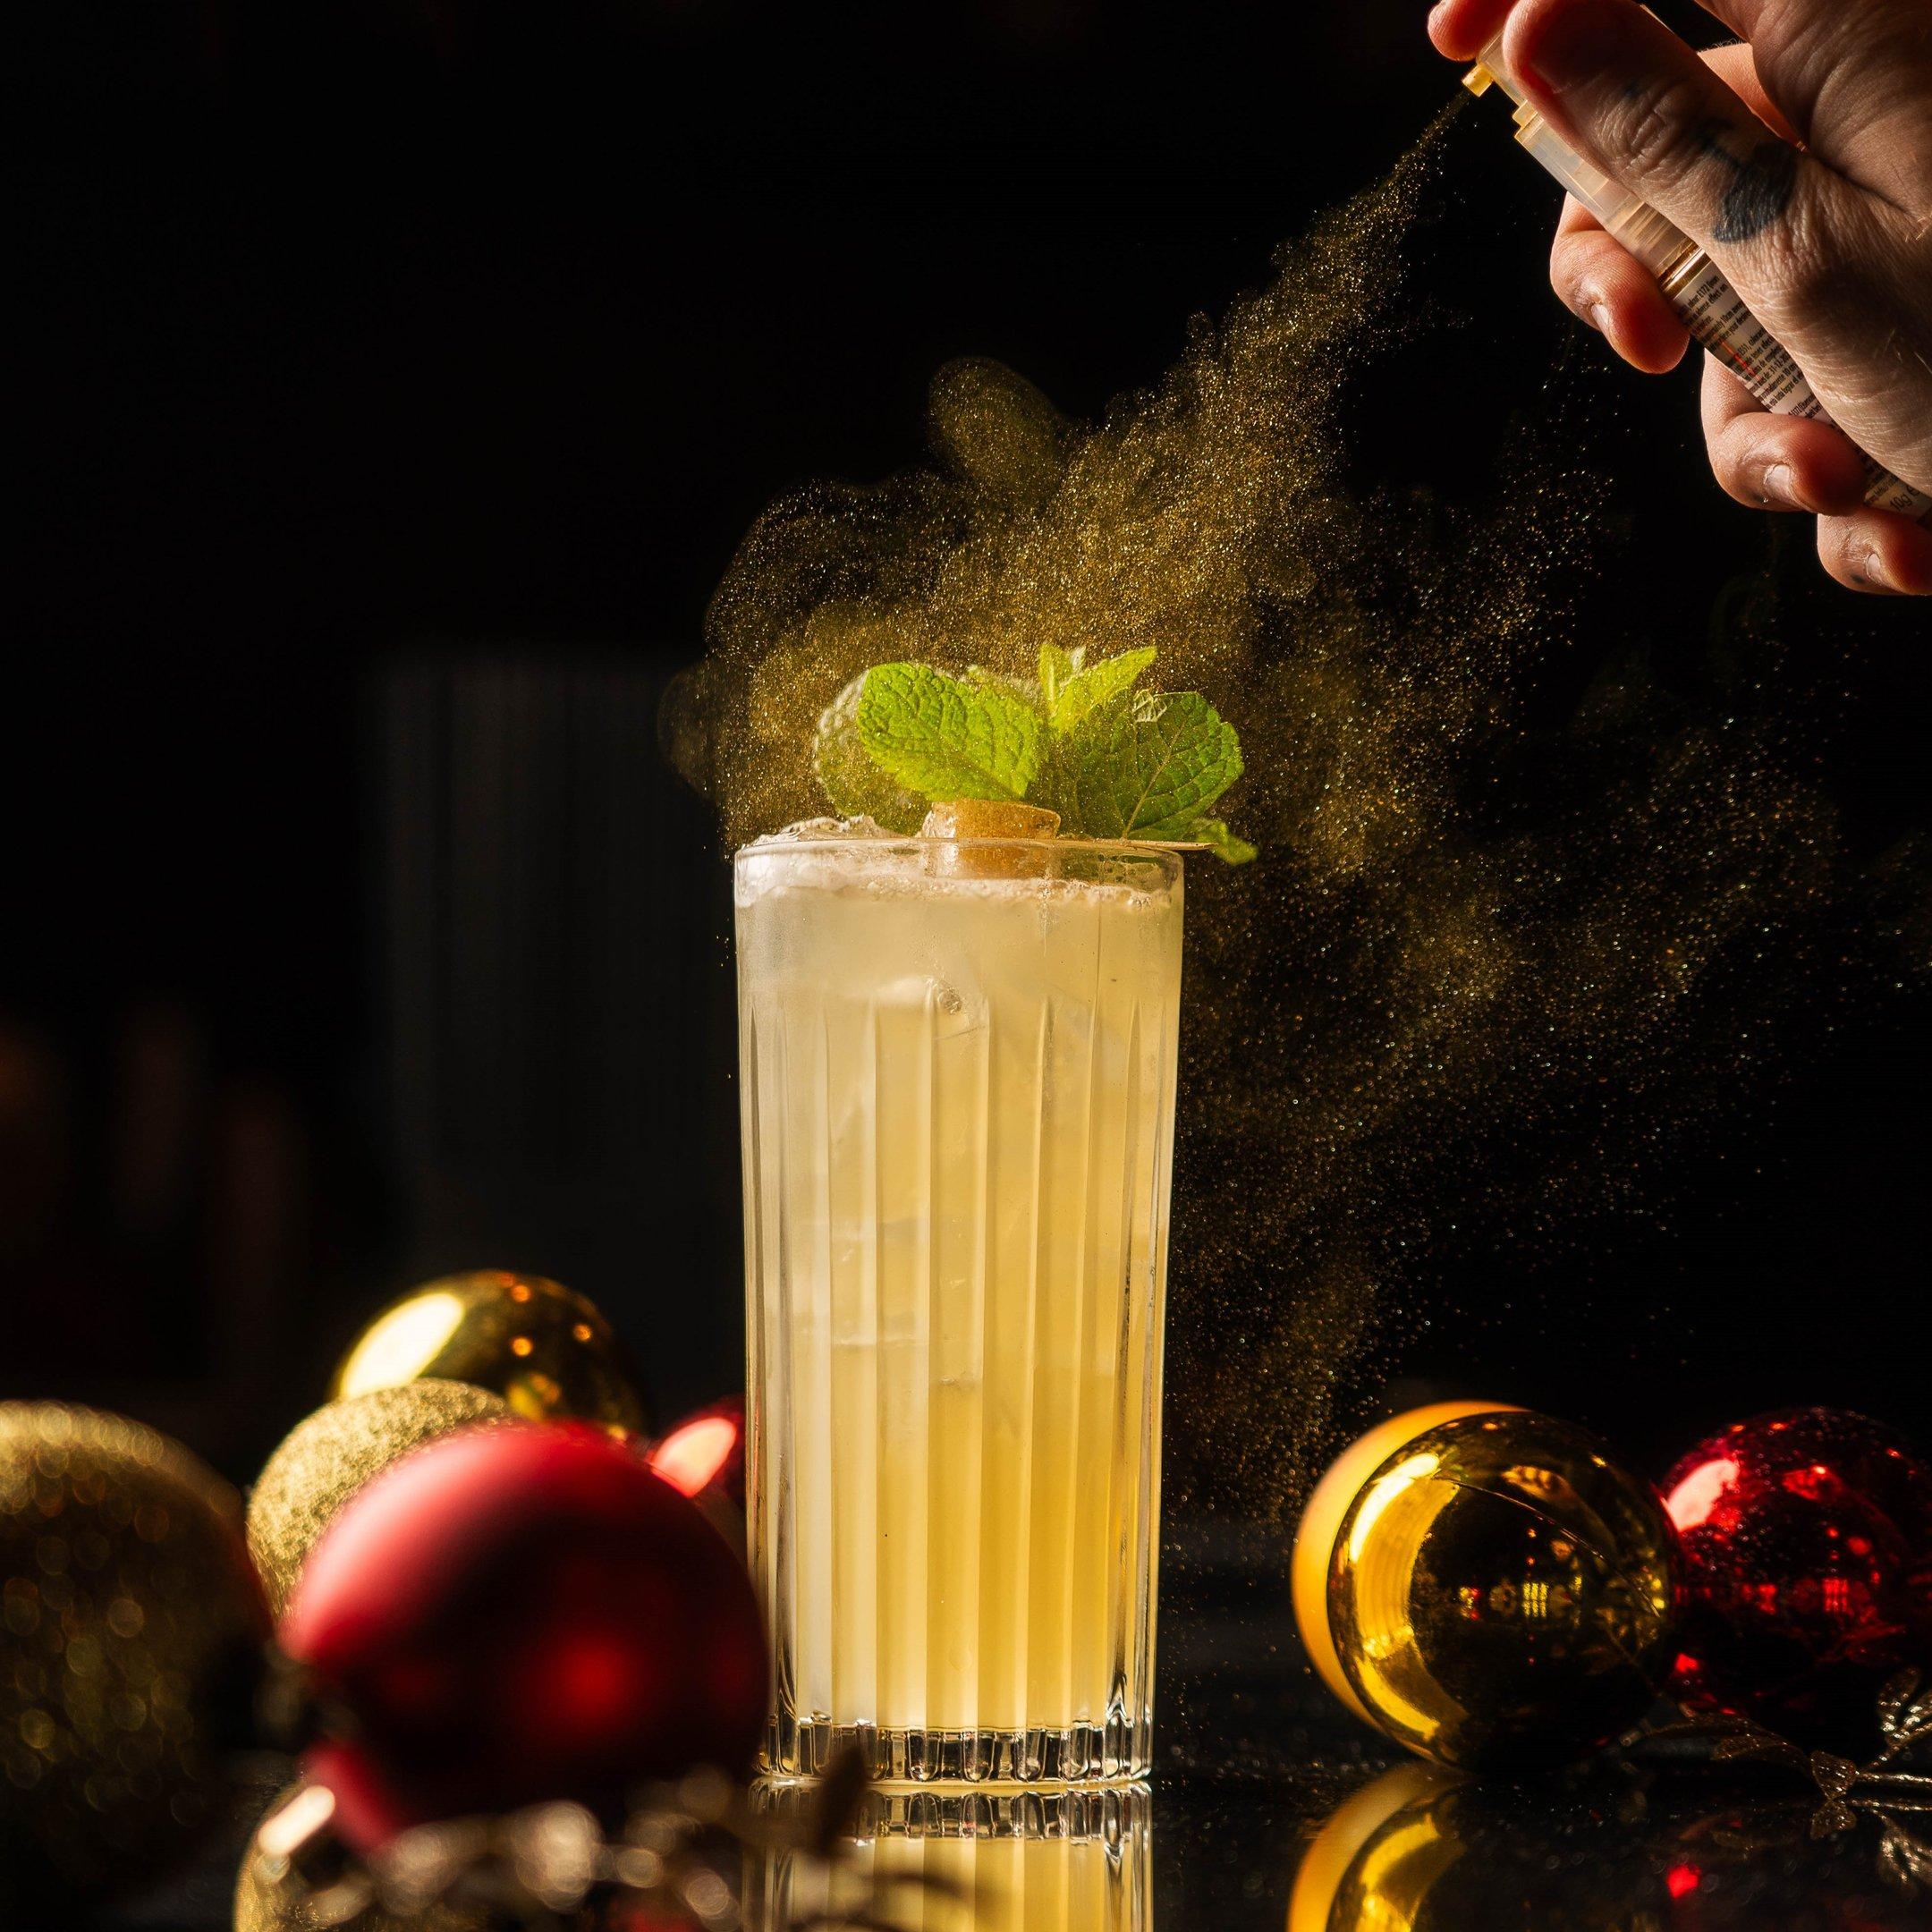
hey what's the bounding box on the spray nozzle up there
[1462,34,1522,105]
[1462,32,1690,279]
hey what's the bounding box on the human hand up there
[1429,0,1932,594]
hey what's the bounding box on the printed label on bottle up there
[1664,253,1932,521]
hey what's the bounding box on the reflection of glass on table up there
[747,1785,1151,1932]
[735,835,1183,1782]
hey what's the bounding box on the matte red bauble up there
[280,1422,767,1844]
[1664,1407,1932,1750]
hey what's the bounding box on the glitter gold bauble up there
[331,1271,648,1434]
[1294,1406,1682,1770]
[247,1382,513,1619]
[0,1402,266,1905]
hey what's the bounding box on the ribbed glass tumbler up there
[735,834,1183,1783]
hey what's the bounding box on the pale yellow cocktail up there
[735,829,1182,1782]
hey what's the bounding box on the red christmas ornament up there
[648,1397,746,1553]
[280,1422,767,1847]
[1664,1407,1932,1750]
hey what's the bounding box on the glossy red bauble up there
[280,1422,767,1844]
[1664,1407,1932,1750]
[648,1398,746,1553]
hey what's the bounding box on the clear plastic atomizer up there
[1465,34,1932,523]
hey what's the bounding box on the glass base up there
[763,1707,1149,1784]
[751,1779,1148,1839]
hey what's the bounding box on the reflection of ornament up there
[1658,1788,1932,1922]
[247,1756,906,1931]
[1665,1408,1932,1752]
[247,1382,513,1618]
[332,1271,649,1433]
[1293,1405,1681,1769]
[0,1403,265,1906]
[649,1397,746,1552]
[1288,1762,1673,1931]
[234,1784,489,1932]
[280,1422,767,1844]
[1284,1764,1445,1932]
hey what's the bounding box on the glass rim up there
[733,835,1185,873]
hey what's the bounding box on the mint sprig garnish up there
[1034,687,1243,838]
[856,661,1045,802]
[813,644,1255,862]
[812,673,928,835]
[1041,643,1157,734]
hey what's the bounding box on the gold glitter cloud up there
[665,112,1925,1517]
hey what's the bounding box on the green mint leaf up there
[1036,690,1241,840]
[855,662,1044,802]
[963,665,1046,716]
[1190,817,1258,865]
[1038,644,1085,709]
[1048,646,1157,734]
[812,674,928,833]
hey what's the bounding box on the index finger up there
[1428,0,1518,61]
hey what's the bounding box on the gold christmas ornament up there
[247,1382,513,1618]
[330,1271,648,1433]
[1292,1400,1521,1730]
[0,1402,265,1905]
[1292,1405,1681,1770]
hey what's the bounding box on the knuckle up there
[1817,518,1877,590]
[1604,72,1716,195]
[1548,244,1595,316]
[1711,436,1769,507]
[1738,199,1843,315]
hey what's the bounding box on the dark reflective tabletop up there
[102,1530,1932,1930]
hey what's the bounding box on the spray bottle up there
[1464,34,1932,523]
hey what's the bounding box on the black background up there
[11,0,1930,1496]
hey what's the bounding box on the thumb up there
[1502,0,1868,347]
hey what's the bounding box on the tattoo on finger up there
[1690,121,1799,242]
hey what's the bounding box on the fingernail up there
[1858,551,1893,591]
[1519,0,1648,97]
[1760,463,1796,507]
[1585,301,1612,335]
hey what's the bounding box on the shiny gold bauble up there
[331,1271,648,1433]
[0,1402,265,1904]
[247,1381,513,1618]
[1294,1407,1681,1770]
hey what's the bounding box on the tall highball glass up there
[735,834,1183,1783]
